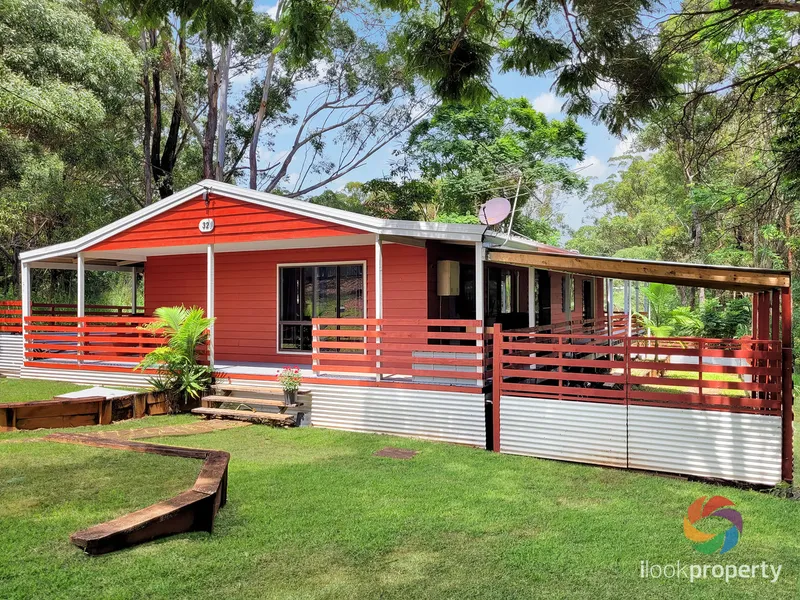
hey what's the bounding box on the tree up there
[402,97,587,217]
[391,0,676,134]
[239,16,431,196]
[0,0,140,293]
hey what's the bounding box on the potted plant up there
[278,366,302,406]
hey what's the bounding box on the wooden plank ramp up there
[44,433,229,555]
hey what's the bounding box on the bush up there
[136,306,215,412]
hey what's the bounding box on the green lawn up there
[0,377,92,402]
[0,377,148,403]
[632,369,748,397]
[1,418,799,599]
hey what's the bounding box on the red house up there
[2,180,793,486]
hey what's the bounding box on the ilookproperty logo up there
[683,496,742,555]
[639,496,782,583]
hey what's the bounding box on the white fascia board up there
[483,232,569,253]
[20,179,488,263]
[20,183,207,263]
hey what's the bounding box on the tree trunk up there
[202,37,218,180]
[158,98,183,198]
[787,212,793,273]
[157,32,185,198]
[150,29,162,193]
[249,0,284,189]
[141,31,153,205]
[249,50,278,189]
[215,40,232,180]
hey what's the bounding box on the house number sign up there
[199,218,215,233]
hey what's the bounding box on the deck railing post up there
[375,236,383,383]
[781,286,794,482]
[492,323,503,452]
[698,339,704,408]
[375,321,382,382]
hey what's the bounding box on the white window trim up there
[275,260,368,355]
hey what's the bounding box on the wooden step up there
[192,407,295,426]
[213,383,311,396]
[202,395,302,409]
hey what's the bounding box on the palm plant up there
[136,306,215,412]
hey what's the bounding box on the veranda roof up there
[486,249,790,292]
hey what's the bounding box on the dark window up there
[279,264,364,351]
[583,279,595,320]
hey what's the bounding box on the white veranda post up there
[475,242,484,322]
[207,245,215,366]
[375,236,383,382]
[77,253,85,363]
[527,267,536,328]
[21,263,31,338]
[475,242,485,385]
[624,280,632,336]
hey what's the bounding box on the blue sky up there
[244,3,630,233]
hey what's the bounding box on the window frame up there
[276,260,368,355]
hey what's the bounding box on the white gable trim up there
[21,180,490,263]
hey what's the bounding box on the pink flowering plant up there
[278,366,303,392]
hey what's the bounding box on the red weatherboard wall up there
[89,194,361,252]
[143,243,428,364]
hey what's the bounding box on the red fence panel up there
[493,329,783,416]
[2,301,143,334]
[23,315,165,367]
[311,318,484,392]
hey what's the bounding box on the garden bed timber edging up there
[44,432,230,555]
[0,391,172,432]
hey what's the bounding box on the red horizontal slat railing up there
[23,315,171,367]
[493,327,782,416]
[1,301,144,334]
[311,317,484,392]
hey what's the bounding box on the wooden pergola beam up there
[486,251,790,292]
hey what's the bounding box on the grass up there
[0,378,91,402]
[632,369,748,397]
[1,417,799,599]
[0,377,148,403]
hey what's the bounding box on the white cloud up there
[531,92,562,116]
[574,156,607,178]
[254,2,279,18]
[612,136,634,157]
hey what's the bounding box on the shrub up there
[136,306,215,412]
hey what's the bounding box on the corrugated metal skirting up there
[18,365,152,388]
[310,384,486,446]
[498,396,783,485]
[628,405,782,485]
[499,396,628,467]
[0,334,23,377]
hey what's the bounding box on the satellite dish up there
[478,197,511,225]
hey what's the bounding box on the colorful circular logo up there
[683,496,743,554]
